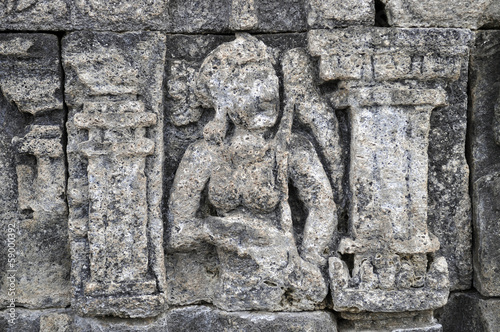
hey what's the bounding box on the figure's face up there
[217,62,279,131]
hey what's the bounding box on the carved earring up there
[203,104,228,144]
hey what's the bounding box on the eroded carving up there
[0,34,70,310]
[63,31,167,318]
[168,34,337,311]
[308,27,473,330]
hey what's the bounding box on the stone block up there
[469,30,500,297]
[71,0,170,30]
[0,309,71,332]
[164,33,343,312]
[0,0,71,30]
[170,0,306,32]
[0,34,70,310]
[307,0,374,28]
[436,292,500,332]
[167,306,337,332]
[63,31,167,318]
[382,0,500,29]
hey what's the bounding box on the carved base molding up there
[339,311,442,332]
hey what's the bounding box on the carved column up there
[0,34,70,310]
[75,101,157,295]
[309,27,472,331]
[63,31,166,318]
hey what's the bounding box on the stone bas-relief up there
[0,2,493,331]
[382,0,500,29]
[168,34,337,311]
[63,31,167,318]
[309,27,472,330]
[0,34,71,310]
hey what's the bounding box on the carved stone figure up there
[168,34,337,311]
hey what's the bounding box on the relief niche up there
[167,33,341,311]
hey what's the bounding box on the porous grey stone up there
[71,0,170,31]
[170,0,306,32]
[309,27,472,295]
[340,311,442,332]
[164,33,340,309]
[382,0,500,29]
[307,0,374,28]
[469,30,500,297]
[0,308,72,332]
[167,33,337,311]
[0,0,71,30]
[426,36,472,292]
[436,292,500,332]
[63,31,167,318]
[71,314,169,332]
[0,34,70,310]
[167,305,337,332]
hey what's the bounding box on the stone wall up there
[0,1,498,331]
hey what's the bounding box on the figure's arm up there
[288,134,337,267]
[168,140,213,250]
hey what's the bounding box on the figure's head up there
[195,34,279,142]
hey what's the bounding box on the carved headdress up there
[195,33,276,143]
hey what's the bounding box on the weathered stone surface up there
[469,30,500,297]
[382,0,500,29]
[164,33,337,308]
[0,0,70,30]
[340,311,442,332]
[71,0,169,30]
[0,34,70,310]
[426,38,472,291]
[167,33,337,311]
[167,306,337,332]
[436,292,500,332]
[307,0,374,28]
[1,306,337,331]
[0,309,72,332]
[164,34,243,306]
[309,27,472,294]
[308,28,470,82]
[0,34,63,115]
[170,0,306,32]
[63,31,167,318]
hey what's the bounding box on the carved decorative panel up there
[63,31,167,318]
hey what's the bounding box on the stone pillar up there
[309,27,472,331]
[75,101,157,296]
[329,84,450,330]
[63,31,167,318]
